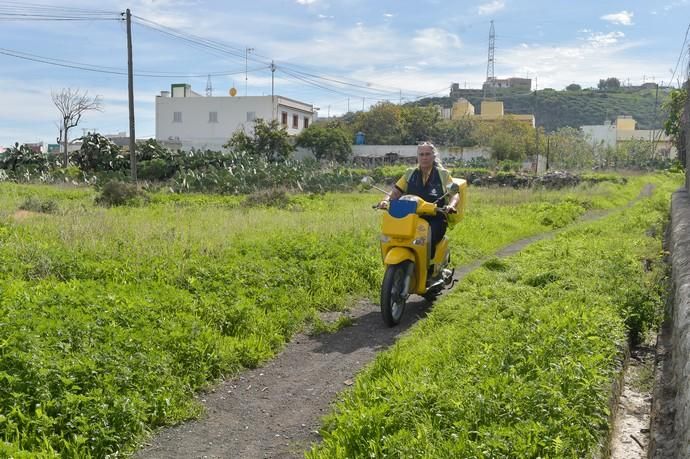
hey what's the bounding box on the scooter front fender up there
[383,247,416,266]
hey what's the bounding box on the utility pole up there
[534,79,539,171]
[651,82,660,159]
[125,8,136,182]
[546,136,550,171]
[347,97,350,113]
[245,47,254,96]
[271,60,276,121]
[362,97,365,111]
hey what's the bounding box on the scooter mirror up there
[449,182,460,193]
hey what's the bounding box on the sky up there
[1,0,690,148]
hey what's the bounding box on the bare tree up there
[52,88,103,167]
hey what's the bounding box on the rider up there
[378,142,460,258]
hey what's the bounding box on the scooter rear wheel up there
[381,261,411,327]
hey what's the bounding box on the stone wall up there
[655,189,690,458]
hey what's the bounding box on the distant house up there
[155,83,316,151]
[482,77,532,91]
[581,116,676,159]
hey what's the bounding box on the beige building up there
[443,99,535,127]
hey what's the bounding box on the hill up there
[415,87,671,132]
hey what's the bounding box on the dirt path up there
[609,345,655,458]
[135,186,655,459]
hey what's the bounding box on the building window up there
[281,111,288,126]
[173,111,182,123]
[304,117,310,129]
[246,111,256,122]
[209,111,218,123]
[292,114,299,129]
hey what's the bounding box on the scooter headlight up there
[412,238,426,246]
[380,235,391,243]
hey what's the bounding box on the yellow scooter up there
[362,177,467,326]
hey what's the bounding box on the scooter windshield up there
[388,199,418,218]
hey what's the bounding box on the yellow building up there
[615,115,636,131]
[451,98,475,118]
[450,99,535,127]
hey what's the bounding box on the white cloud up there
[383,13,394,18]
[664,0,689,11]
[587,31,625,47]
[477,0,505,16]
[318,14,334,19]
[498,34,649,90]
[296,0,317,4]
[600,10,634,26]
[412,28,462,52]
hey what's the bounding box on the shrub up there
[243,188,294,209]
[18,196,58,214]
[139,159,176,181]
[72,133,127,172]
[95,180,145,207]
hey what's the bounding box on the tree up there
[224,118,294,162]
[400,105,441,144]
[548,127,594,170]
[52,88,103,167]
[434,119,478,147]
[351,102,403,144]
[597,77,621,91]
[296,121,352,162]
[565,83,581,91]
[663,87,687,166]
[475,118,537,161]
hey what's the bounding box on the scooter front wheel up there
[380,261,411,327]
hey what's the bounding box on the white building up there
[581,121,617,148]
[155,84,316,151]
[581,116,676,159]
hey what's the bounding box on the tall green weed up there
[0,172,679,456]
[309,175,679,458]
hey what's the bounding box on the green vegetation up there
[296,121,352,162]
[419,87,669,132]
[0,173,678,456]
[309,173,679,458]
[223,118,294,162]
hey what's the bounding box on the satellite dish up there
[229,87,237,96]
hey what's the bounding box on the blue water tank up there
[355,131,365,145]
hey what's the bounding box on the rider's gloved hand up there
[377,200,390,209]
[443,205,457,214]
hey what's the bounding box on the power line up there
[669,23,690,88]
[0,46,267,78]
[131,15,442,100]
[0,2,120,21]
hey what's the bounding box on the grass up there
[0,172,680,456]
[308,173,679,458]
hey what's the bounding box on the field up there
[0,172,681,457]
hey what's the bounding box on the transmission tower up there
[484,20,496,100]
[206,74,213,97]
